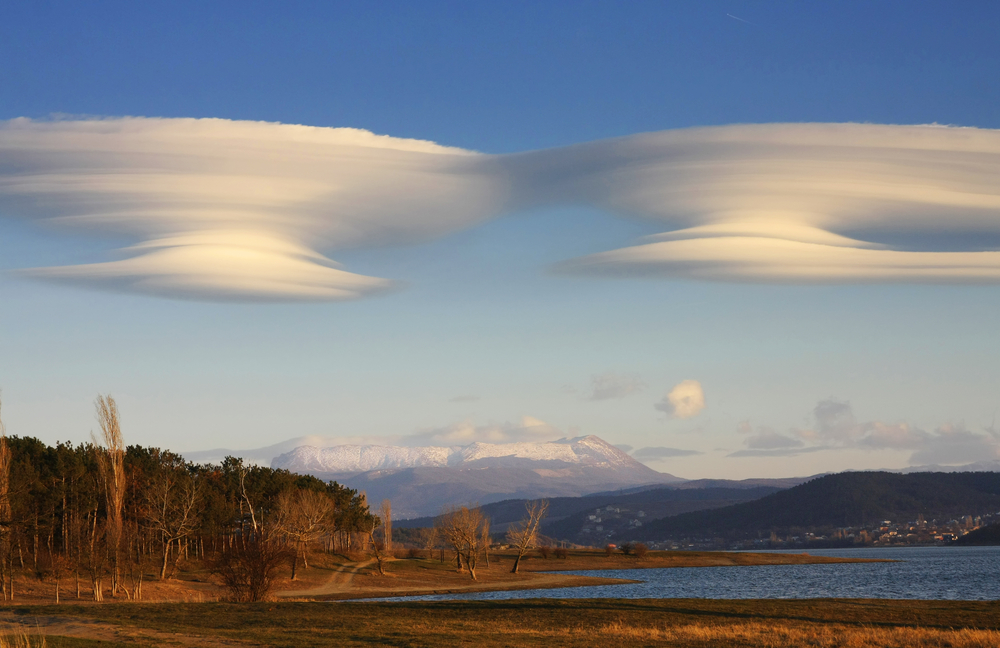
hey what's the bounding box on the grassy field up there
[2,598,1000,647]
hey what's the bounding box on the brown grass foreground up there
[2,598,1000,647]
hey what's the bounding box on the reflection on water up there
[368,546,1000,602]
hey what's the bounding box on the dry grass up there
[0,627,45,648]
[593,621,1000,647]
[11,599,1000,648]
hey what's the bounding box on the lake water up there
[369,546,1000,602]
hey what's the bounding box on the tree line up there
[0,394,377,602]
[0,393,552,601]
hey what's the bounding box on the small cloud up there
[655,380,705,419]
[811,399,860,443]
[632,446,703,460]
[588,372,644,401]
[449,395,480,403]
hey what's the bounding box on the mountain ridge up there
[270,435,682,518]
[271,435,649,475]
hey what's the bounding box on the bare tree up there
[419,527,438,558]
[238,466,258,532]
[121,519,151,600]
[480,515,491,568]
[362,516,388,576]
[275,489,333,579]
[379,499,392,554]
[94,395,125,597]
[212,528,292,602]
[506,500,548,574]
[144,455,200,580]
[438,506,489,580]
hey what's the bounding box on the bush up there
[619,542,634,556]
[554,547,568,559]
[634,543,649,558]
[406,547,422,559]
[604,544,615,557]
[212,531,293,602]
[537,545,551,559]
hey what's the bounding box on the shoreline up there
[290,551,888,601]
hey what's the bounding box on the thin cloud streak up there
[2,119,999,301]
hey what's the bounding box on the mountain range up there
[183,433,1000,520]
[270,435,681,518]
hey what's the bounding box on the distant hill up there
[630,471,1000,543]
[396,485,782,542]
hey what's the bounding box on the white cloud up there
[0,117,500,301]
[655,379,706,419]
[588,372,644,401]
[402,416,563,446]
[2,119,1000,301]
[550,123,1000,284]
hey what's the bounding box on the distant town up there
[577,504,999,551]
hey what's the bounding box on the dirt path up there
[0,611,263,647]
[277,559,375,598]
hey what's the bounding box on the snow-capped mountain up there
[272,435,639,474]
[272,435,681,518]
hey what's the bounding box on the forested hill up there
[631,472,1000,542]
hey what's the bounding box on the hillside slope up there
[631,471,1000,542]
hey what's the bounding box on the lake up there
[369,546,1000,601]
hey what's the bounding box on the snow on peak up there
[272,435,640,474]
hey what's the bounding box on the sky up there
[1,1,999,479]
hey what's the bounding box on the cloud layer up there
[2,118,999,300]
[402,416,563,446]
[732,399,1000,464]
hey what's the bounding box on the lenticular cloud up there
[1,118,999,301]
[0,117,501,301]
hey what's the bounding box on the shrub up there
[554,547,568,559]
[212,531,293,602]
[604,544,615,557]
[537,545,551,559]
[407,547,422,559]
[634,543,649,559]
[619,542,634,556]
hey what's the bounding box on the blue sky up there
[1,1,999,478]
